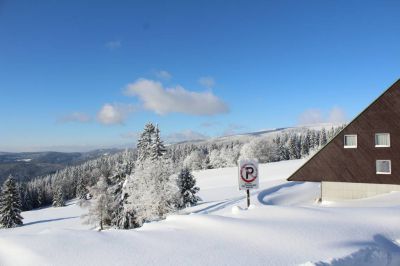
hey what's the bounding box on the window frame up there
[344,134,357,149]
[375,133,390,148]
[376,160,391,175]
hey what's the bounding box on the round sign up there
[240,163,258,183]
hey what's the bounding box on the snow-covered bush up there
[240,138,278,163]
[183,150,207,170]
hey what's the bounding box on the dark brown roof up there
[288,79,400,185]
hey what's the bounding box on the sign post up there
[238,159,259,208]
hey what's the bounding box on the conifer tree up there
[85,176,113,230]
[137,123,156,163]
[36,186,45,207]
[0,175,23,228]
[311,131,319,149]
[319,128,327,147]
[151,124,167,161]
[177,168,200,209]
[289,135,300,159]
[76,176,88,200]
[52,184,65,207]
[301,130,311,156]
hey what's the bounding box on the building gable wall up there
[288,79,400,185]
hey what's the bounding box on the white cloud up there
[105,40,121,50]
[97,103,134,125]
[198,76,215,88]
[123,78,229,116]
[165,130,208,143]
[57,112,91,123]
[298,107,347,125]
[155,70,172,80]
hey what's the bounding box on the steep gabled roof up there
[288,79,400,185]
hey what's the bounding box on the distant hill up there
[0,149,122,184]
[172,122,344,146]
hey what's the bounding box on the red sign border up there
[240,163,258,183]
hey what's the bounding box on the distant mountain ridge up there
[0,149,122,184]
[172,122,343,146]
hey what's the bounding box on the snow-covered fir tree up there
[301,130,311,156]
[37,186,44,206]
[0,175,23,228]
[151,124,167,161]
[122,123,178,228]
[137,123,156,163]
[311,131,319,149]
[52,184,65,207]
[319,128,327,147]
[76,176,88,200]
[108,149,136,228]
[84,176,113,230]
[177,168,200,209]
[288,134,301,159]
[123,158,177,228]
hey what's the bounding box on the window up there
[375,133,390,147]
[376,160,391,174]
[344,135,357,148]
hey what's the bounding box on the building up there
[288,79,400,200]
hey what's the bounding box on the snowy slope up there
[1,159,400,266]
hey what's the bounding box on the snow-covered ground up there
[1,159,400,266]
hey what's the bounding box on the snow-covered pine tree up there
[311,130,319,149]
[52,184,65,207]
[115,149,135,177]
[319,128,327,147]
[123,158,177,227]
[37,186,43,207]
[109,179,128,228]
[0,175,23,228]
[288,135,300,159]
[137,123,156,163]
[109,151,134,229]
[301,130,311,156]
[84,176,113,230]
[76,176,88,200]
[177,168,200,209]
[151,124,167,161]
[121,123,179,228]
[152,158,178,218]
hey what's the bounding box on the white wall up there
[321,181,400,200]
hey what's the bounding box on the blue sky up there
[1,0,399,152]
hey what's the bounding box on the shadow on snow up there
[23,216,78,226]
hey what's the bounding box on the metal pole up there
[246,189,250,207]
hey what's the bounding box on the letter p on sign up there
[238,159,259,190]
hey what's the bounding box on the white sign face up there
[238,159,259,190]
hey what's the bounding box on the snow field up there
[1,159,400,266]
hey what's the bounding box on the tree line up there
[0,123,344,229]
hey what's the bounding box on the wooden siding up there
[288,79,400,185]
